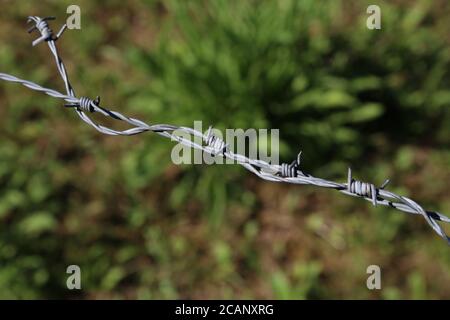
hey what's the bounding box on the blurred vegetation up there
[0,0,449,299]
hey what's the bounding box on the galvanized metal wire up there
[1,16,449,244]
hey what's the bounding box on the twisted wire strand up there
[1,16,449,245]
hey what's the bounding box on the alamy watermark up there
[366,265,381,290]
[66,265,81,290]
[66,5,81,30]
[367,5,381,30]
[170,121,280,166]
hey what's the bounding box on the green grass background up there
[0,0,449,299]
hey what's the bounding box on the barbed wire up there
[0,16,448,244]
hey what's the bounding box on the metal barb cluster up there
[204,126,228,155]
[280,151,302,177]
[65,96,100,113]
[347,168,389,206]
[0,16,449,245]
[27,16,67,46]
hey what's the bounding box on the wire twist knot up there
[27,16,67,46]
[204,126,228,155]
[347,168,389,206]
[65,96,100,113]
[280,151,302,177]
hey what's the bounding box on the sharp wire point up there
[56,24,67,40]
[380,179,390,189]
[347,168,352,191]
[297,151,302,164]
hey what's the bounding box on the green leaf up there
[349,103,383,122]
[18,212,57,236]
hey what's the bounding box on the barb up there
[279,151,303,178]
[0,16,448,245]
[27,16,67,46]
[204,126,228,156]
[347,168,389,207]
